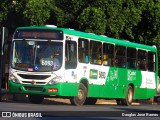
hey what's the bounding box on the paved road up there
[0,98,160,120]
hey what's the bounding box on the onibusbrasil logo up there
[1,112,42,118]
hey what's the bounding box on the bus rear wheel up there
[70,83,87,106]
[28,94,44,104]
[122,85,134,106]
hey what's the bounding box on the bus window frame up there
[78,38,89,63]
[126,47,137,69]
[90,40,102,65]
[114,45,126,68]
[65,40,77,69]
[103,42,114,66]
[137,49,147,71]
[148,51,156,72]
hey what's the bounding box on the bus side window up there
[137,50,147,71]
[103,43,114,66]
[148,52,156,72]
[115,45,126,67]
[65,40,77,69]
[127,47,136,69]
[78,38,89,63]
[90,41,102,65]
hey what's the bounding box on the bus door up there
[88,41,103,97]
[138,50,156,99]
[64,40,78,96]
[101,43,118,97]
[114,46,127,87]
[136,49,148,99]
[105,45,127,97]
[146,51,156,98]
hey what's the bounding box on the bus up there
[8,25,158,106]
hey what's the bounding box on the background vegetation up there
[1,0,160,74]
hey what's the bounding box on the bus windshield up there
[11,40,63,72]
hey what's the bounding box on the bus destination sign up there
[14,29,63,40]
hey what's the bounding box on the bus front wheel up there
[122,85,134,106]
[28,94,44,104]
[70,83,87,106]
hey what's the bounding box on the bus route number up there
[40,58,54,66]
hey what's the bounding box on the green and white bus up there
[9,25,158,106]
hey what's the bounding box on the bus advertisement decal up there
[99,71,106,79]
[127,70,136,81]
[90,69,98,79]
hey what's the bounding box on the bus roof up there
[16,26,157,52]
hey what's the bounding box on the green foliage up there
[1,0,160,74]
[78,7,106,34]
[1,0,160,45]
[0,3,7,25]
[0,0,13,26]
[23,0,53,25]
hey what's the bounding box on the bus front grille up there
[24,86,43,91]
[22,81,46,85]
[18,74,50,80]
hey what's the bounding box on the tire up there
[70,83,87,106]
[28,94,44,104]
[116,99,123,105]
[122,86,134,106]
[85,98,97,105]
[147,97,154,104]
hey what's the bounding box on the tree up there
[1,0,160,74]
[0,0,13,26]
[55,0,107,34]
[134,0,160,44]
[54,0,88,28]
[23,0,54,25]
[77,7,106,35]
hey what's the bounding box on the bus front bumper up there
[9,80,61,96]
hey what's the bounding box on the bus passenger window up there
[137,50,147,71]
[103,43,114,66]
[127,47,136,69]
[148,52,156,72]
[90,41,102,65]
[78,38,89,63]
[65,40,77,69]
[115,46,126,67]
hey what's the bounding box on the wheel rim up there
[128,88,133,103]
[78,89,84,100]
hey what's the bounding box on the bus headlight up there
[9,74,20,83]
[48,76,62,85]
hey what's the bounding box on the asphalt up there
[1,88,160,105]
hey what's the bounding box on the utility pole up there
[0,27,8,101]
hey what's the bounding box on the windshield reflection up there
[12,40,63,72]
